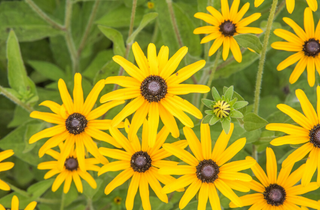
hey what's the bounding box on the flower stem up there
[115,0,138,90]
[252,0,278,160]
[199,49,221,112]
[0,86,34,113]
[78,0,101,56]
[25,0,64,30]
[166,0,183,47]
[60,193,65,210]
[7,183,30,198]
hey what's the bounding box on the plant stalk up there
[60,193,65,210]
[0,86,34,113]
[252,0,278,160]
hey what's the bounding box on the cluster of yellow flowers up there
[1,0,320,209]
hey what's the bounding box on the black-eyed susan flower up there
[0,195,37,210]
[38,144,100,193]
[158,123,255,210]
[193,0,263,62]
[266,87,320,186]
[272,7,320,87]
[98,120,188,210]
[230,147,320,210]
[0,149,14,191]
[29,73,124,170]
[254,0,317,14]
[100,42,209,146]
[202,86,248,133]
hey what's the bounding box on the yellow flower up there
[255,0,317,14]
[29,73,124,170]
[193,0,263,62]
[266,87,320,186]
[98,120,187,210]
[0,195,37,210]
[272,7,320,87]
[38,144,100,193]
[147,2,154,9]
[100,42,209,146]
[158,123,255,210]
[213,100,231,118]
[0,149,14,191]
[229,147,320,210]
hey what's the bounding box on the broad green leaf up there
[154,0,180,54]
[98,26,126,57]
[201,98,214,108]
[230,110,243,118]
[233,101,249,109]
[173,3,201,56]
[234,34,263,54]
[7,30,29,95]
[211,87,221,101]
[95,6,144,28]
[224,86,234,100]
[243,113,268,131]
[27,179,54,199]
[82,50,113,79]
[0,2,62,41]
[127,12,158,44]
[28,60,66,81]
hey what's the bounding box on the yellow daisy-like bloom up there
[158,123,256,210]
[100,42,209,146]
[266,87,320,186]
[255,0,317,14]
[29,73,124,170]
[0,149,14,191]
[272,7,320,87]
[193,0,263,62]
[213,100,230,118]
[38,144,99,193]
[230,147,320,210]
[0,195,37,210]
[98,120,187,210]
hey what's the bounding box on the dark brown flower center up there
[303,39,320,57]
[309,124,320,147]
[65,113,87,135]
[196,159,219,183]
[65,157,78,171]
[263,184,286,206]
[131,151,152,172]
[219,20,236,36]
[140,75,167,102]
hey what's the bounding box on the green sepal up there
[211,87,221,101]
[202,99,214,109]
[230,110,244,118]
[209,115,220,125]
[221,118,231,134]
[205,110,214,115]
[224,86,234,100]
[234,101,249,109]
[202,114,212,124]
[229,98,238,106]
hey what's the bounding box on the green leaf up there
[211,87,221,101]
[243,113,268,131]
[82,50,114,79]
[230,110,243,118]
[94,60,120,94]
[98,26,126,57]
[234,34,263,54]
[201,99,214,109]
[83,179,103,199]
[154,0,180,54]
[28,60,66,81]
[233,101,249,109]
[221,118,231,134]
[202,114,212,124]
[23,122,46,153]
[27,179,54,199]
[224,86,234,100]
[0,2,62,41]
[204,110,213,115]
[7,30,29,94]
[127,12,158,44]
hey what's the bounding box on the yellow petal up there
[158,103,179,138]
[283,17,308,41]
[162,143,198,166]
[39,100,61,114]
[194,13,219,26]
[165,95,202,119]
[160,47,188,80]
[286,0,295,14]
[307,0,318,11]
[179,179,201,209]
[273,29,304,46]
[52,171,68,192]
[104,168,133,194]
[12,195,19,210]
[209,36,223,56]
[222,37,230,61]
[148,43,158,75]
[216,138,246,166]
[29,125,66,144]
[162,174,197,193]
[296,89,318,125]
[167,84,210,95]
[86,100,125,121]
[139,173,151,210]
[276,51,304,71]
[73,73,83,113]
[158,166,196,175]
[58,79,73,114]
[304,7,315,39]
[145,170,168,203]
[183,126,203,161]
[229,37,242,63]
[234,3,250,23]
[126,172,140,210]
[208,184,221,210]
[301,148,318,186]
[215,179,242,207]
[282,143,313,168]
[237,13,261,28]
[200,123,211,159]
[132,42,149,76]
[113,55,145,81]
[148,103,159,147]
[198,183,209,210]
[206,6,224,23]
[212,123,234,160]
[99,147,131,160]
[266,147,277,184]
[83,79,105,115]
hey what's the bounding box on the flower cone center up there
[66,113,87,135]
[131,151,152,172]
[65,157,78,171]
[263,184,286,206]
[213,100,230,118]
[309,125,320,147]
[304,39,320,57]
[196,159,219,183]
[220,20,236,36]
[141,75,167,102]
